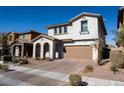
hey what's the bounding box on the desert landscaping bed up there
[10,58,124,82]
[78,62,124,82]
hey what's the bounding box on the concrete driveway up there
[24,59,90,74]
[0,59,89,86]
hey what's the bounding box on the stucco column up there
[50,42,53,59]
[15,46,20,57]
[41,43,43,59]
[33,44,36,58]
[60,42,64,58]
[92,46,98,62]
[11,46,14,56]
[21,44,24,58]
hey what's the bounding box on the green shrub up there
[0,64,9,71]
[118,63,124,68]
[45,57,53,61]
[69,74,82,86]
[35,57,41,60]
[41,58,46,60]
[20,59,29,65]
[13,59,20,63]
[110,65,119,74]
[0,64,2,69]
[84,65,94,74]
[12,56,20,63]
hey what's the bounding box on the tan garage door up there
[64,46,92,60]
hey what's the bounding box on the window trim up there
[81,20,88,32]
[54,27,57,35]
[64,26,68,34]
[59,27,62,34]
[54,26,68,35]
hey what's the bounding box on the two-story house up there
[32,12,107,62]
[0,33,9,61]
[117,6,124,51]
[7,32,19,46]
[0,33,3,60]
[118,7,124,32]
[8,30,41,57]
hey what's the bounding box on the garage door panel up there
[64,46,92,60]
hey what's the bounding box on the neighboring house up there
[117,7,124,32]
[0,33,3,60]
[0,33,9,60]
[33,12,107,62]
[8,30,41,57]
[117,6,124,52]
[7,32,19,45]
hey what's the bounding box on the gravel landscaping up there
[78,61,124,82]
[9,58,124,82]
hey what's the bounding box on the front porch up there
[32,35,63,59]
[11,40,33,58]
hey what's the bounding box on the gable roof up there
[47,12,102,29]
[7,32,18,35]
[32,33,61,42]
[10,39,33,46]
[47,23,71,29]
[7,30,41,35]
[18,30,41,35]
[47,12,107,35]
[69,12,101,23]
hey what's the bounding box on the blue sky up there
[0,6,120,44]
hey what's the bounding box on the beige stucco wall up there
[33,37,54,59]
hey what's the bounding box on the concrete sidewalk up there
[0,74,33,86]
[1,64,124,86]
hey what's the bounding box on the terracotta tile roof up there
[18,30,41,35]
[10,39,33,46]
[7,30,41,35]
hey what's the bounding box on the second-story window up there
[81,20,88,32]
[54,26,68,35]
[9,35,12,41]
[23,35,26,39]
[59,27,62,34]
[64,26,67,33]
[54,28,57,35]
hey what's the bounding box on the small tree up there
[0,35,2,45]
[98,38,105,65]
[0,33,10,61]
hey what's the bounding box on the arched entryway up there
[35,43,41,57]
[43,43,50,58]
